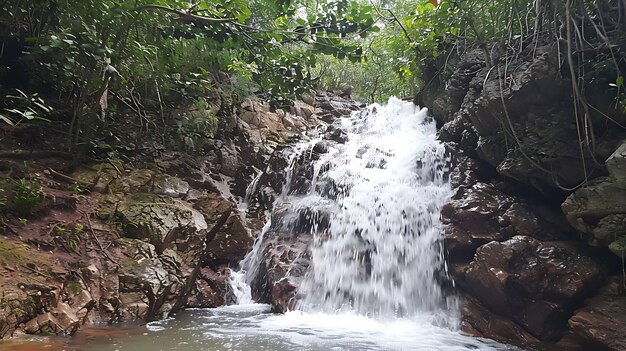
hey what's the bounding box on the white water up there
[219,98,518,350]
[298,98,451,316]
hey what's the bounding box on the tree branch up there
[134,4,235,24]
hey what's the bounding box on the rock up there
[568,278,626,351]
[117,239,178,321]
[205,214,253,265]
[250,231,312,312]
[219,145,240,178]
[73,291,95,320]
[324,125,348,144]
[153,175,190,198]
[562,139,626,259]
[460,296,543,349]
[424,43,626,194]
[24,303,80,336]
[301,94,316,107]
[442,182,516,259]
[464,236,604,340]
[117,193,208,251]
[186,266,236,308]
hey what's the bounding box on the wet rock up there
[186,266,236,307]
[250,231,312,312]
[461,296,543,349]
[205,214,253,265]
[442,182,516,259]
[568,277,626,351]
[219,145,240,178]
[324,125,348,144]
[464,236,604,340]
[116,239,178,321]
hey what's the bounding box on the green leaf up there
[617,76,624,89]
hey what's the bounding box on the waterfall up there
[298,98,451,316]
[231,97,452,317]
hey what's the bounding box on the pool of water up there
[0,304,520,351]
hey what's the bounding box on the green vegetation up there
[10,179,43,217]
[0,0,381,157]
[0,0,624,192]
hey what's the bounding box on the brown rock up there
[205,214,253,265]
[186,266,235,308]
[465,236,604,340]
[568,278,626,351]
[250,231,312,312]
[461,296,542,349]
[24,303,80,336]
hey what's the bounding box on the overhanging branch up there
[134,4,235,25]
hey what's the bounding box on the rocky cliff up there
[418,39,626,350]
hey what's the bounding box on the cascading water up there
[297,98,451,317]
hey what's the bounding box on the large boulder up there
[205,213,253,265]
[116,193,208,252]
[464,236,605,340]
[443,158,569,261]
[425,43,626,195]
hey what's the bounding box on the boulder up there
[116,193,208,251]
[205,214,253,265]
[250,231,312,312]
[464,236,604,340]
[460,296,543,349]
[186,266,236,308]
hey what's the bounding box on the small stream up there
[1,98,521,351]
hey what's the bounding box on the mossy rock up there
[116,194,208,249]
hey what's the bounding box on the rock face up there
[422,43,626,195]
[0,92,348,339]
[250,231,312,312]
[418,38,626,349]
[243,93,361,312]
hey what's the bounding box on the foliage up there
[0,0,381,155]
[175,98,219,153]
[68,182,86,195]
[10,179,43,217]
[0,89,52,126]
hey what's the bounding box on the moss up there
[24,295,36,309]
[0,238,31,266]
[65,280,83,296]
[0,237,59,271]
